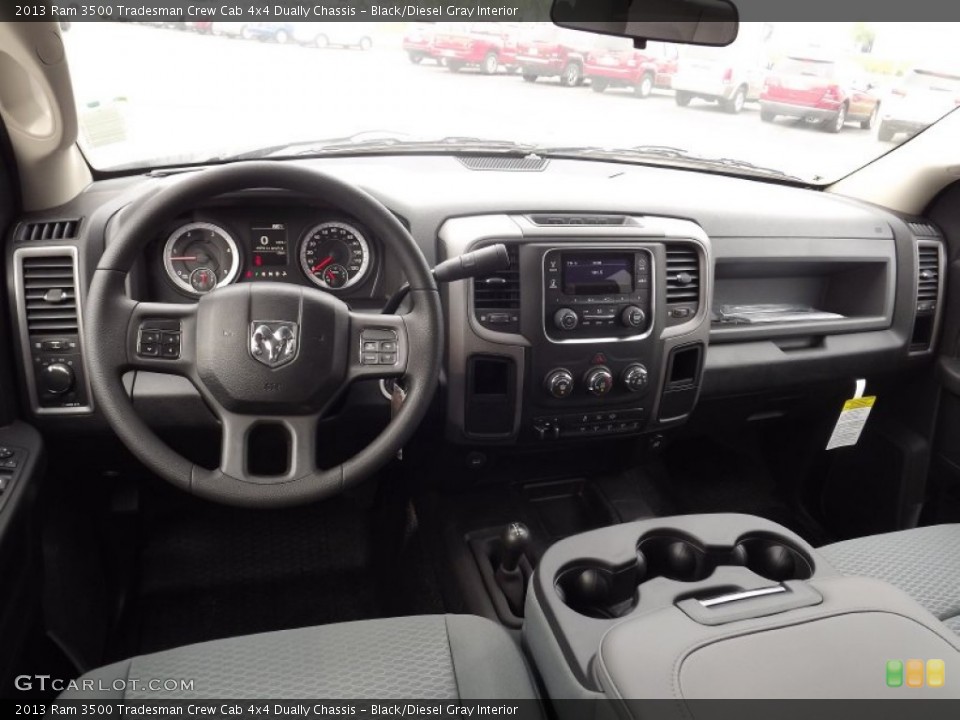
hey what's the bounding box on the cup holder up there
[735,534,814,581]
[554,531,815,618]
[638,533,713,582]
[555,562,641,619]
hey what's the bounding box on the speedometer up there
[299,221,371,290]
[163,222,241,295]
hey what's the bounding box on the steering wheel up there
[85,162,443,508]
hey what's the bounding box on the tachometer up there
[163,222,241,295]
[299,221,371,290]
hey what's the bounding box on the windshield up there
[63,21,960,183]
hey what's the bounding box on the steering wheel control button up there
[623,364,650,393]
[584,366,614,396]
[139,321,181,360]
[360,329,399,365]
[544,368,575,399]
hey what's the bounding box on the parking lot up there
[64,23,899,182]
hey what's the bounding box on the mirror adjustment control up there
[554,308,579,331]
[621,305,646,329]
[623,364,649,393]
[40,362,75,395]
[544,368,574,399]
[584,366,614,396]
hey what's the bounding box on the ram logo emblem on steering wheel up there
[249,321,298,368]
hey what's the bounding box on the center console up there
[439,214,712,445]
[524,514,960,707]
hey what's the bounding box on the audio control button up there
[622,305,646,329]
[553,308,579,331]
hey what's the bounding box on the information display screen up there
[562,254,634,295]
[251,223,288,267]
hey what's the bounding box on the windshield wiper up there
[537,145,804,183]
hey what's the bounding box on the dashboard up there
[3,155,947,447]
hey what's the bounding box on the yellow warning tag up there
[826,396,876,450]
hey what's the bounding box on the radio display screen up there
[251,223,288,267]
[562,254,634,295]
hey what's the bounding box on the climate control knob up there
[553,308,579,331]
[40,362,75,396]
[622,364,649,393]
[621,305,646,329]
[584,366,614,397]
[544,369,575,399]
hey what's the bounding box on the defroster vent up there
[17,219,80,242]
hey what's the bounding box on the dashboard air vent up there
[916,244,941,311]
[473,244,520,333]
[665,245,700,305]
[18,219,81,242]
[528,214,628,227]
[908,221,941,238]
[458,156,548,172]
[21,254,79,334]
[911,241,943,352]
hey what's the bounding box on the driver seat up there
[59,615,541,700]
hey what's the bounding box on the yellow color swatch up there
[927,659,945,688]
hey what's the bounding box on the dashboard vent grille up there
[528,214,628,226]
[908,221,941,238]
[18,219,81,242]
[473,244,520,332]
[458,156,548,172]
[21,254,79,334]
[665,245,700,305]
[917,244,941,308]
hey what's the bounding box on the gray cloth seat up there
[60,614,541,700]
[819,523,960,635]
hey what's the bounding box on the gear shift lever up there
[500,522,531,572]
[495,522,531,617]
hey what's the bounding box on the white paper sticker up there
[826,396,876,450]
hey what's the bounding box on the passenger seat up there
[819,524,960,635]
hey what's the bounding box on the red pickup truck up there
[584,37,680,98]
[432,23,520,75]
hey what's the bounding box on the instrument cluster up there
[157,207,378,298]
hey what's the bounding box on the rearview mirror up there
[551,0,740,47]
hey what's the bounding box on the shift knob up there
[500,522,531,573]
